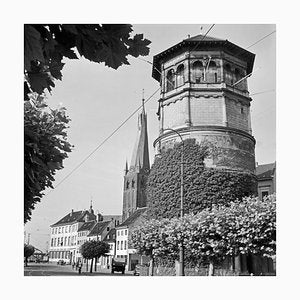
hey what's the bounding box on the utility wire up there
[246,30,276,49]
[47,27,275,195]
[250,89,275,96]
[190,24,215,52]
[46,87,161,196]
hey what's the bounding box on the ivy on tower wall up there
[146,139,257,219]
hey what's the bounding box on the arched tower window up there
[166,69,175,92]
[224,63,233,85]
[176,64,184,87]
[207,60,218,83]
[233,68,243,87]
[192,61,204,83]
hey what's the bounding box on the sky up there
[24,24,276,252]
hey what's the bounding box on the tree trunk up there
[90,258,93,273]
[235,255,241,274]
[149,256,154,276]
[25,257,28,267]
[94,257,97,272]
[86,259,89,272]
[208,261,214,276]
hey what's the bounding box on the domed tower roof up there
[152,34,255,82]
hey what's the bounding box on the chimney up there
[70,209,74,216]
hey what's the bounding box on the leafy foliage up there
[24,244,35,258]
[130,195,276,265]
[146,139,257,219]
[24,95,72,223]
[24,24,151,97]
[80,240,110,260]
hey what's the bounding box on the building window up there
[121,230,123,236]
[62,227,64,234]
[207,61,217,83]
[51,238,54,247]
[125,229,127,235]
[126,181,130,189]
[64,237,67,246]
[68,236,70,246]
[117,241,120,250]
[234,68,242,86]
[117,231,120,236]
[224,63,233,85]
[57,237,60,247]
[176,64,184,87]
[241,107,244,114]
[192,61,204,83]
[166,69,175,92]
[132,180,135,188]
[121,241,123,250]
[124,241,127,250]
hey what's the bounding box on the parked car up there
[57,260,66,265]
[111,257,126,274]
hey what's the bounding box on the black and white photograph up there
[23,23,276,277]
[3,1,300,299]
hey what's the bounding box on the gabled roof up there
[103,228,116,242]
[77,220,96,232]
[87,221,111,237]
[152,34,255,82]
[117,207,147,228]
[51,210,96,227]
[256,162,276,180]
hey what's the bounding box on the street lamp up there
[163,128,185,276]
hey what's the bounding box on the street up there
[24,263,133,276]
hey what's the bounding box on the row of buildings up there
[48,101,150,271]
[48,33,275,272]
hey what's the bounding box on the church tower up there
[122,98,150,221]
[152,34,256,173]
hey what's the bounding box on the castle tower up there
[122,98,150,221]
[152,34,256,173]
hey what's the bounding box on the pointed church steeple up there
[122,93,150,221]
[89,199,94,214]
[124,160,128,175]
[129,93,150,171]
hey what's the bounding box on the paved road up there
[24,263,133,276]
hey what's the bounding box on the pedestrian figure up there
[75,261,79,271]
[72,261,75,270]
[78,261,82,274]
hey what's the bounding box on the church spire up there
[89,198,94,214]
[142,89,145,114]
[124,159,128,174]
[130,93,150,171]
